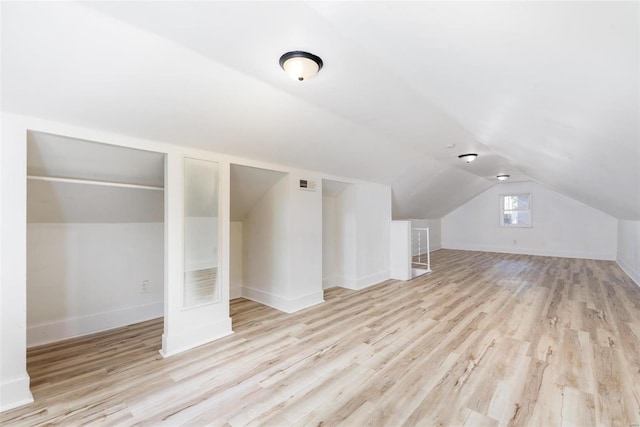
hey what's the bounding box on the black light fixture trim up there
[497,174,511,181]
[279,51,324,70]
[458,153,478,163]
[279,51,324,81]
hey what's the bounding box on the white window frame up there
[500,193,532,228]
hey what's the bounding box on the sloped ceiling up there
[3,2,638,220]
[323,179,352,198]
[230,165,287,222]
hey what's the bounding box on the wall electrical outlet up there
[141,280,149,293]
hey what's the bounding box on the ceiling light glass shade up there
[497,174,510,181]
[279,51,323,81]
[458,153,478,163]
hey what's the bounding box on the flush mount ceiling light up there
[497,174,511,181]
[279,51,323,81]
[458,153,478,163]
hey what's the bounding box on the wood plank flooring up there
[2,250,640,426]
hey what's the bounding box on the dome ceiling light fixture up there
[279,51,323,81]
[458,153,478,163]
[497,174,511,181]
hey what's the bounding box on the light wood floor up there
[2,250,640,426]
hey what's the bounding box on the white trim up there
[0,375,33,412]
[241,287,290,312]
[442,244,616,261]
[356,270,390,290]
[287,291,324,313]
[160,317,232,358]
[27,302,164,347]
[27,175,164,191]
[338,276,358,290]
[617,256,640,287]
[240,287,324,313]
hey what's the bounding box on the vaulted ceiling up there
[2,1,638,220]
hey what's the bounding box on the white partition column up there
[390,221,412,280]
[161,154,232,358]
[1,116,34,411]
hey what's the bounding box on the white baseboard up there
[241,287,324,313]
[441,244,616,261]
[356,270,390,290]
[338,276,358,290]
[241,286,290,312]
[328,271,389,291]
[27,301,164,348]
[160,317,232,358]
[0,374,33,413]
[617,256,640,287]
[287,291,324,313]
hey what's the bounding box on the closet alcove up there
[26,131,166,347]
[229,164,288,309]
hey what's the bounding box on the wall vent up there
[299,179,316,191]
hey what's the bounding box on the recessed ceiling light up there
[458,153,478,163]
[497,174,510,181]
[279,51,323,81]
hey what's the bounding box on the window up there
[500,193,532,227]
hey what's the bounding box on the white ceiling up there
[3,1,638,220]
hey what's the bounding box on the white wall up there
[335,185,357,288]
[390,221,412,281]
[230,221,243,299]
[617,220,640,286]
[27,223,164,347]
[355,183,392,288]
[322,182,391,291]
[289,174,324,308]
[1,114,33,411]
[322,184,357,289]
[322,196,337,289]
[242,175,292,310]
[442,181,617,260]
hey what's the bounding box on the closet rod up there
[27,175,164,191]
